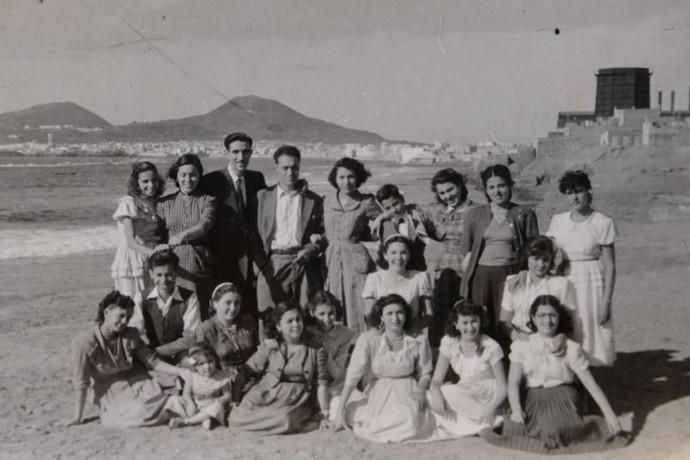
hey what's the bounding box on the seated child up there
[167,343,234,430]
[371,184,433,271]
[130,249,201,363]
[305,291,357,422]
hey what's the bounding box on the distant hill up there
[0,96,385,144]
[121,95,385,144]
[0,102,112,130]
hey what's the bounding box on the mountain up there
[0,97,386,144]
[0,102,112,130]
[121,95,385,144]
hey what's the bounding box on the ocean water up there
[0,155,465,260]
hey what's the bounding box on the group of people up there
[67,131,630,454]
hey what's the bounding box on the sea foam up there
[0,225,118,260]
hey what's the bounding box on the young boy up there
[371,184,433,271]
[130,249,201,363]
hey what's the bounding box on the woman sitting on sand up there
[480,295,628,454]
[67,291,184,428]
[228,301,330,434]
[195,282,257,402]
[334,294,442,443]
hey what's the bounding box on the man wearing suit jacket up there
[255,145,326,314]
[201,132,267,319]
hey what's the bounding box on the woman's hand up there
[599,299,612,324]
[153,244,170,252]
[428,388,448,417]
[461,253,471,273]
[479,408,496,426]
[606,414,622,435]
[168,233,185,246]
[510,410,525,424]
[330,410,345,432]
[412,388,427,411]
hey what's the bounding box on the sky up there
[0,0,689,144]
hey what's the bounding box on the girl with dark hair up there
[546,170,617,367]
[499,236,577,348]
[361,235,432,335]
[305,290,357,423]
[194,282,258,402]
[481,295,628,454]
[228,302,330,434]
[334,294,441,443]
[423,168,474,348]
[429,300,507,437]
[460,164,539,341]
[111,161,166,298]
[323,157,379,334]
[167,343,233,430]
[157,154,217,319]
[67,291,183,428]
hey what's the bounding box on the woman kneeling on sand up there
[67,291,185,428]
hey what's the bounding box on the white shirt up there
[501,273,575,333]
[510,334,589,388]
[130,286,201,341]
[271,185,302,249]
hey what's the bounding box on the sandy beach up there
[1,211,689,459]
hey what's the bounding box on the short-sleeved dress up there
[324,192,379,334]
[110,196,166,298]
[435,334,504,436]
[343,330,443,443]
[481,334,627,454]
[71,326,170,428]
[166,368,234,423]
[228,340,328,434]
[362,270,431,332]
[157,191,216,316]
[195,315,257,402]
[546,211,617,366]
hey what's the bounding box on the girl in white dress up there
[546,170,617,366]
[334,294,442,443]
[167,343,233,430]
[362,235,432,335]
[110,161,166,298]
[429,300,507,436]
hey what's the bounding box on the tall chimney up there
[670,90,675,112]
[658,90,663,109]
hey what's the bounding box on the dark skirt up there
[430,268,462,348]
[471,264,518,342]
[480,384,629,454]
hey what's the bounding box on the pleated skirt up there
[480,384,629,454]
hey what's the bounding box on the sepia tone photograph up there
[1,1,689,459]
